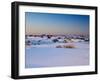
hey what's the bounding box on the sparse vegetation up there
[56,44,75,48]
[56,45,62,48]
[52,39,59,43]
[63,44,75,48]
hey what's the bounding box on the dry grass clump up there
[56,44,75,48]
[56,45,62,48]
[63,44,75,48]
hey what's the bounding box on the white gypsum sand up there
[25,41,89,68]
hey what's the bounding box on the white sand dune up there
[25,42,89,68]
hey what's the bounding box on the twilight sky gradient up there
[25,12,89,35]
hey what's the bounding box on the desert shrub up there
[26,40,31,45]
[56,44,75,48]
[52,39,58,43]
[63,39,68,43]
[63,44,75,48]
[56,45,62,48]
[47,35,52,39]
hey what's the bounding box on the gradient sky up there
[25,12,89,35]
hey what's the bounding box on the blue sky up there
[25,12,89,35]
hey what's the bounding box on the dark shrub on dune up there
[47,35,52,39]
[56,45,62,48]
[26,40,31,45]
[52,39,59,43]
